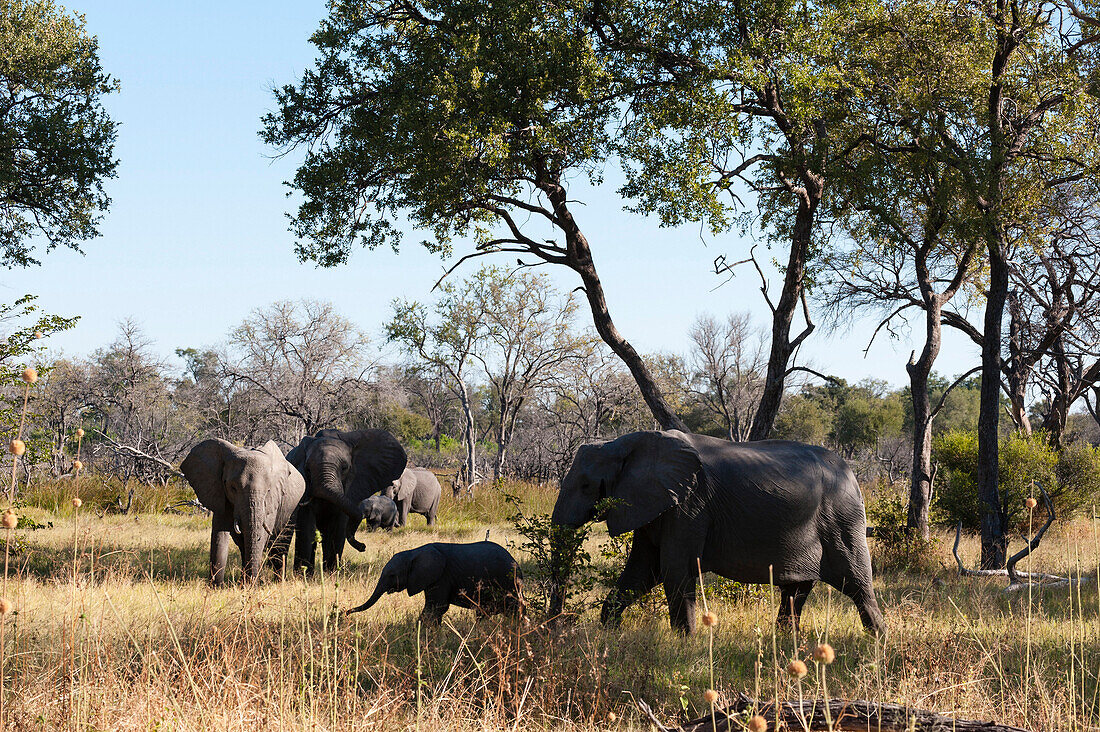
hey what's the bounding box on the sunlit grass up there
[0,479,1097,729]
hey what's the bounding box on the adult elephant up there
[383,467,441,526]
[286,429,406,572]
[550,430,885,635]
[180,439,305,585]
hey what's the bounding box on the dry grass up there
[0,481,1097,730]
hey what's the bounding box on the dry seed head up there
[813,643,836,665]
[21,367,36,384]
[747,715,768,732]
[607,711,616,723]
[71,497,82,509]
[76,428,85,439]
[1025,497,1038,509]
[701,610,718,627]
[787,659,808,678]
[0,598,11,615]
[8,439,24,457]
[72,459,83,473]
[33,331,42,339]
[1,510,16,530]
[703,689,719,705]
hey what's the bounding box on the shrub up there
[864,485,940,574]
[932,429,1099,530]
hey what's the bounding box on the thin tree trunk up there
[1043,334,1071,449]
[457,382,476,493]
[542,179,687,432]
[749,194,818,441]
[1005,291,1033,435]
[978,234,1009,569]
[906,298,940,540]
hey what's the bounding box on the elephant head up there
[291,429,407,520]
[181,438,305,583]
[357,495,394,530]
[347,545,446,614]
[552,430,702,537]
[549,430,701,614]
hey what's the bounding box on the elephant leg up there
[660,547,698,634]
[662,571,697,635]
[824,577,886,635]
[318,514,345,573]
[821,538,887,635]
[294,505,317,574]
[398,500,410,527]
[776,581,815,631]
[600,537,660,626]
[419,596,448,627]
[210,513,233,586]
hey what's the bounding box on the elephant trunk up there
[241,503,268,584]
[315,463,363,521]
[347,576,388,615]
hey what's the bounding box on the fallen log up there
[637,692,1032,731]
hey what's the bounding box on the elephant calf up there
[347,541,524,625]
[384,467,441,527]
[347,495,400,552]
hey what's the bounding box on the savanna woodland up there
[3,0,1100,728]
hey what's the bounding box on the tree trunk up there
[1043,334,1071,450]
[542,180,687,432]
[905,298,941,541]
[1005,291,1033,435]
[977,236,1009,569]
[457,382,476,493]
[749,193,818,441]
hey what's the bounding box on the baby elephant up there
[384,467,441,526]
[347,541,524,625]
[347,495,400,552]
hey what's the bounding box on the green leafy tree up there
[387,278,490,491]
[588,0,883,440]
[1,0,119,266]
[262,0,685,432]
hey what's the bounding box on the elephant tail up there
[346,580,387,615]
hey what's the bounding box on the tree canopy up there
[0,0,118,267]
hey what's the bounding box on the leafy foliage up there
[933,430,1100,530]
[0,0,119,266]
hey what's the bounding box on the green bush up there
[932,429,1099,530]
[864,484,940,574]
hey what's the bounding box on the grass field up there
[1,477,1098,730]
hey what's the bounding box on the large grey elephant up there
[286,429,406,573]
[346,495,400,552]
[383,467,441,526]
[347,541,525,625]
[180,439,305,585]
[550,430,885,635]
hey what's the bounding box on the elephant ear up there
[343,430,408,503]
[406,546,446,596]
[285,436,315,471]
[180,439,234,515]
[261,441,305,505]
[604,430,702,538]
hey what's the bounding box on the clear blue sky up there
[11,0,979,386]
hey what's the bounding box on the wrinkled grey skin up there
[180,439,305,585]
[550,430,885,635]
[347,541,524,625]
[383,467,441,526]
[286,429,406,573]
[347,495,400,551]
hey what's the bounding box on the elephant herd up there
[180,427,886,635]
